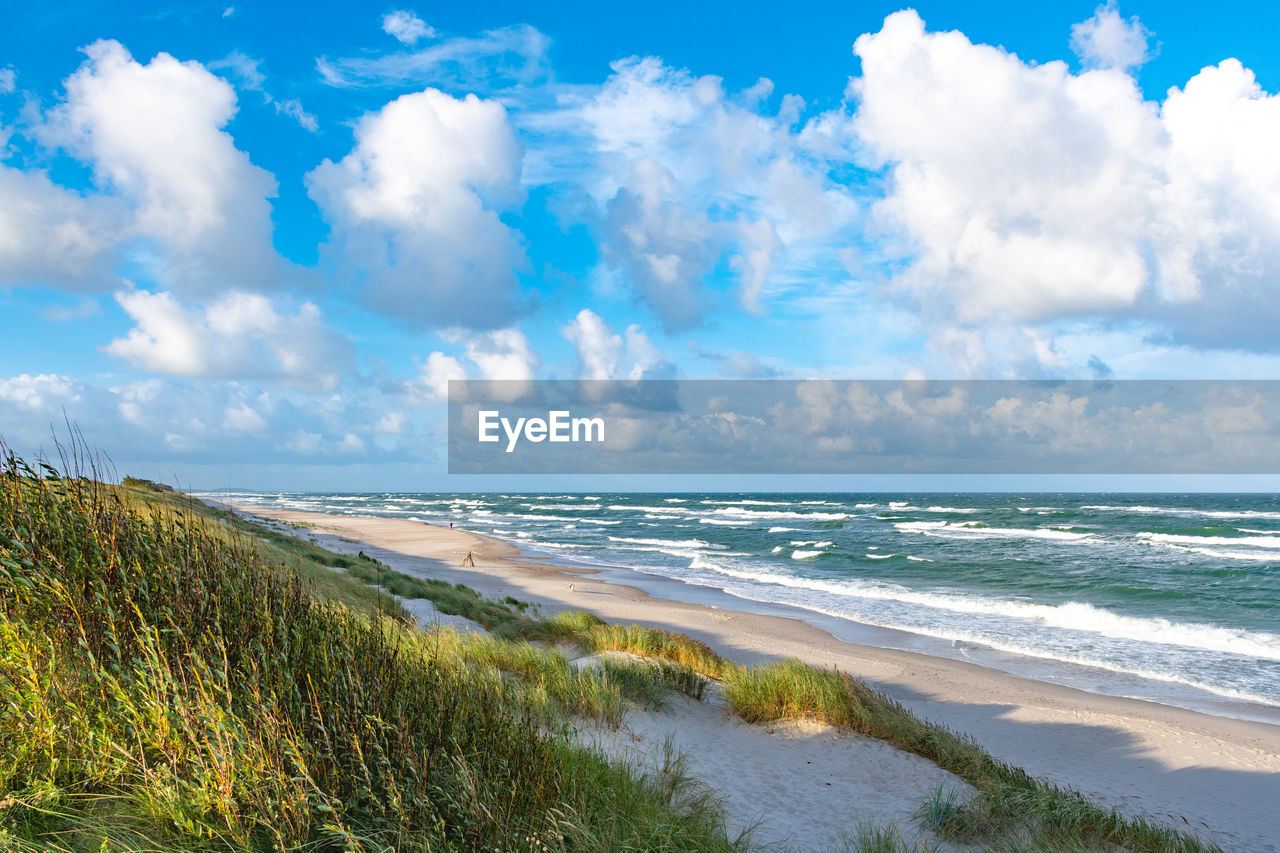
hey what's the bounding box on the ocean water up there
[211,491,1280,719]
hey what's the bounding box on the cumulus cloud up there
[105,288,353,389]
[382,10,435,45]
[42,40,285,294]
[455,327,539,381]
[408,351,468,402]
[406,328,539,402]
[554,56,860,330]
[848,9,1280,354]
[561,308,670,379]
[0,373,80,411]
[1071,3,1155,71]
[0,68,15,94]
[308,88,527,329]
[0,166,122,288]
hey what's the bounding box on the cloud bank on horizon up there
[2,2,1279,486]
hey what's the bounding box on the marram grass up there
[0,454,740,852]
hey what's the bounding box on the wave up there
[1085,504,1280,521]
[504,513,622,524]
[681,558,1280,661]
[790,540,834,548]
[608,536,725,550]
[768,526,799,533]
[607,504,690,514]
[791,550,824,560]
[1137,532,1280,548]
[895,520,1094,542]
[1145,542,1280,562]
[923,506,980,513]
[866,553,896,560]
[711,507,848,521]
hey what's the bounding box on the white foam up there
[1138,532,1280,548]
[684,561,1280,661]
[791,550,824,560]
[895,520,1094,542]
[711,507,848,521]
[608,536,725,550]
[1086,505,1280,521]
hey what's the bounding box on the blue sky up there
[3,1,1280,489]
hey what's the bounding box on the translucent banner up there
[447,380,1280,474]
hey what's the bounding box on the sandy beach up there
[232,505,1280,851]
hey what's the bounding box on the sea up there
[206,491,1280,724]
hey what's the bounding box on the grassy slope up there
[0,460,740,852]
[0,461,1221,852]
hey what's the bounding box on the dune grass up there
[0,453,741,852]
[546,616,1218,852]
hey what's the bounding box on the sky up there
[2,1,1280,490]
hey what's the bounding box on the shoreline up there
[518,537,1280,728]
[223,502,1280,851]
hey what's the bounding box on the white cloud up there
[105,288,353,389]
[1071,3,1154,71]
[457,327,539,381]
[0,374,80,411]
[284,429,322,455]
[382,10,436,45]
[42,40,285,294]
[374,411,407,434]
[552,56,860,329]
[307,88,526,329]
[275,98,318,131]
[406,327,540,402]
[847,10,1280,356]
[0,166,122,288]
[561,308,670,379]
[563,309,622,379]
[207,51,265,90]
[223,400,267,432]
[408,351,468,402]
[318,24,547,89]
[0,68,15,94]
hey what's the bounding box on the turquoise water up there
[211,491,1280,714]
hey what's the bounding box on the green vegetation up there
[0,452,1220,852]
[0,455,739,852]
